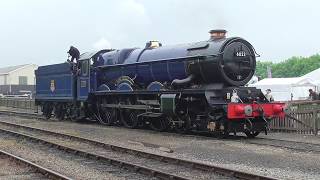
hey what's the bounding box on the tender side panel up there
[35,63,75,101]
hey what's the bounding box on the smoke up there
[93,38,112,50]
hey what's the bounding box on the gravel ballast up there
[0,153,46,180]
[1,114,320,179]
[0,132,151,180]
[0,122,229,180]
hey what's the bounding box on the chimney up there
[209,29,227,40]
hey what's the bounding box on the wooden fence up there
[270,100,320,135]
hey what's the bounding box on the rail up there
[0,149,72,180]
[0,118,275,180]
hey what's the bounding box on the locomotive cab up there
[77,59,90,101]
[76,49,114,100]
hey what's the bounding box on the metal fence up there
[270,100,320,135]
[0,98,37,111]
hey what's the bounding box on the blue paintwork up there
[147,82,163,91]
[77,76,90,101]
[95,39,229,90]
[117,83,133,91]
[97,84,110,91]
[90,70,97,92]
[99,45,189,88]
[35,63,75,101]
[77,60,90,101]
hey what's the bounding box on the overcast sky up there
[0,0,319,67]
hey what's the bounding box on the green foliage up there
[256,54,320,79]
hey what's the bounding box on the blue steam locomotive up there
[35,30,286,137]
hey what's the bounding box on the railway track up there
[0,110,42,120]
[0,149,72,180]
[245,137,320,153]
[3,109,320,154]
[0,111,275,180]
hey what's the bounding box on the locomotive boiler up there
[35,29,286,138]
[96,29,256,91]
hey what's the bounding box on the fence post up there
[313,110,318,135]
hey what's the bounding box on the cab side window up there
[81,60,89,76]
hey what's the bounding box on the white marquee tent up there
[301,68,320,85]
[248,77,319,101]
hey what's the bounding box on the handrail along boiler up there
[35,30,286,137]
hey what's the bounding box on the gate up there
[269,100,320,135]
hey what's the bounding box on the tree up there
[256,54,320,79]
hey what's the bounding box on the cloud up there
[93,38,112,50]
[120,0,146,16]
[1,0,320,67]
[116,0,150,26]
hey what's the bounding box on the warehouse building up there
[0,64,38,95]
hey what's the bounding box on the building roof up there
[0,64,35,75]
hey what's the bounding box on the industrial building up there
[0,64,38,95]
